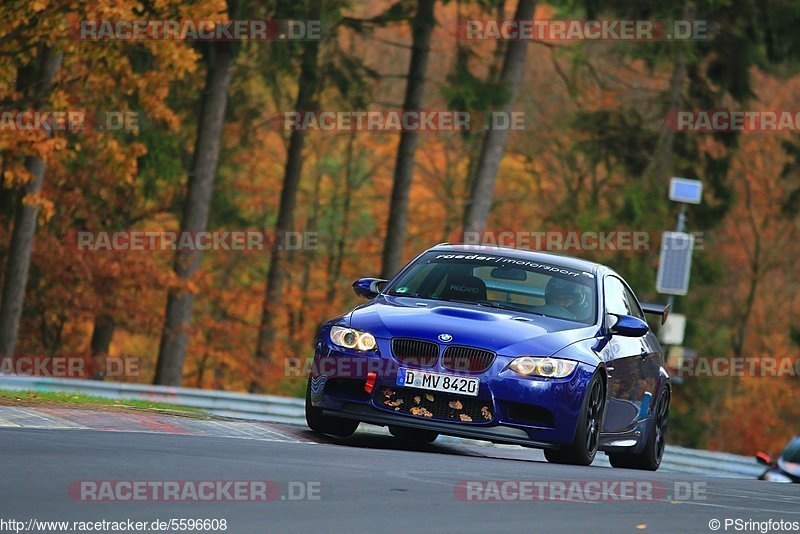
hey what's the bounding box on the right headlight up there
[508,357,577,378]
[329,326,377,351]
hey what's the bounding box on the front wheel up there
[544,373,605,466]
[305,379,359,437]
[608,387,670,471]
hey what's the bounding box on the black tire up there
[305,378,359,437]
[389,425,439,443]
[544,373,605,466]
[608,387,670,471]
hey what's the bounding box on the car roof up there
[429,243,604,275]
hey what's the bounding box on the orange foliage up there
[0,1,798,456]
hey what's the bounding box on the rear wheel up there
[608,387,670,471]
[389,426,439,443]
[544,373,605,466]
[305,379,359,437]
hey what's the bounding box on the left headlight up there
[509,357,577,378]
[330,326,377,351]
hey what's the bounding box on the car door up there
[601,276,658,433]
[627,283,664,424]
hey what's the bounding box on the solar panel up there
[656,232,694,295]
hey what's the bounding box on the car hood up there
[345,295,601,362]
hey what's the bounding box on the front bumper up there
[309,338,596,447]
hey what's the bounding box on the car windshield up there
[386,251,597,324]
[781,438,800,462]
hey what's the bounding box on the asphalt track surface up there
[1,408,799,534]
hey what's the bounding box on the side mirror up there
[609,314,649,337]
[352,278,388,299]
[756,452,773,466]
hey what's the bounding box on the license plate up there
[396,368,479,397]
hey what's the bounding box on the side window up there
[623,285,645,320]
[393,263,438,295]
[603,277,630,316]
[604,276,645,319]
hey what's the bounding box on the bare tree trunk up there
[88,312,115,380]
[327,134,356,303]
[0,47,62,357]
[380,0,436,279]
[294,166,324,355]
[732,262,759,358]
[459,0,507,217]
[154,41,235,386]
[195,330,213,388]
[641,6,689,190]
[643,55,685,187]
[731,178,762,358]
[462,0,535,234]
[90,313,115,357]
[254,9,321,368]
[0,157,10,228]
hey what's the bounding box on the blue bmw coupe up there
[306,244,671,470]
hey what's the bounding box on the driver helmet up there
[545,278,580,308]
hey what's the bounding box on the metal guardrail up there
[0,375,764,479]
[0,375,305,425]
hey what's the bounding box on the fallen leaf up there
[459,414,473,422]
[411,406,433,418]
[425,394,434,402]
[413,396,421,404]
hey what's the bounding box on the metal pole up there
[665,204,687,310]
[675,203,687,233]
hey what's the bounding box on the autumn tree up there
[380,0,436,278]
[253,0,382,375]
[0,11,62,358]
[254,0,324,370]
[462,0,535,234]
[155,21,238,385]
